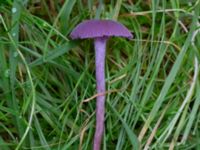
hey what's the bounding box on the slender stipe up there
[93,37,107,150]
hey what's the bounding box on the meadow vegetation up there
[0,0,200,149]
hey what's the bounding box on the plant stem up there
[93,37,107,150]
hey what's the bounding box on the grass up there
[0,0,200,150]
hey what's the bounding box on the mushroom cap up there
[70,19,133,39]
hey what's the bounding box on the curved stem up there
[93,37,107,150]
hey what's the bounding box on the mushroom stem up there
[93,37,107,150]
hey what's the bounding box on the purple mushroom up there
[70,19,132,150]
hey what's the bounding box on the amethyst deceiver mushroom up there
[70,20,132,150]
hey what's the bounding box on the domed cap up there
[70,20,133,39]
